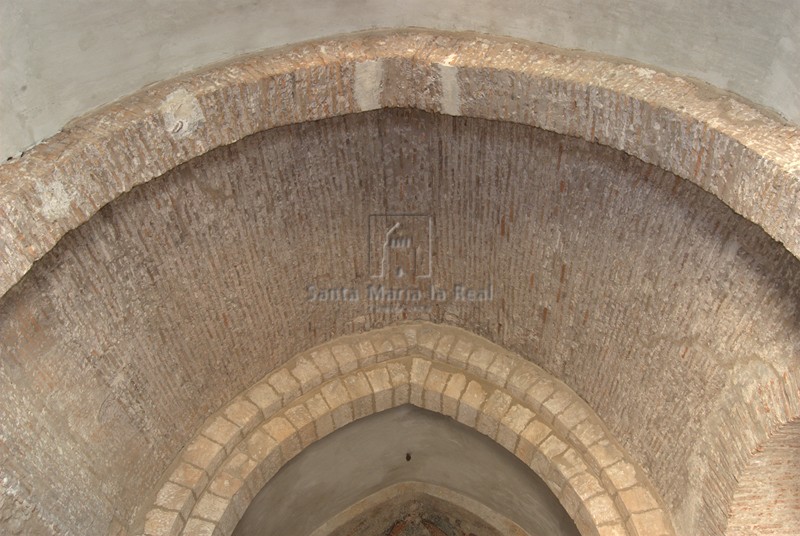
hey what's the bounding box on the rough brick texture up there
[0,30,798,536]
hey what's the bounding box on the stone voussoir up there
[136,323,674,536]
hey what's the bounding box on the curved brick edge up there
[307,481,532,536]
[136,322,674,536]
[725,417,800,535]
[0,29,798,299]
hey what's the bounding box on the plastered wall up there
[1,0,798,159]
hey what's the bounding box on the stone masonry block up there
[441,372,467,418]
[243,426,279,464]
[208,472,244,501]
[555,447,590,481]
[193,493,227,523]
[331,344,358,374]
[409,358,432,406]
[202,416,242,454]
[143,509,183,536]
[284,404,317,448]
[467,346,495,378]
[321,379,354,428]
[506,364,541,401]
[169,462,209,498]
[388,333,408,356]
[354,339,377,367]
[589,439,624,472]
[541,390,574,424]
[603,460,640,491]
[386,361,410,405]
[309,348,339,380]
[182,518,214,536]
[289,357,322,393]
[262,416,301,462]
[497,404,534,452]
[433,334,455,361]
[448,339,474,368]
[456,380,487,428]
[245,381,283,418]
[219,451,258,486]
[183,436,225,474]
[154,482,194,521]
[557,401,590,432]
[568,472,605,503]
[524,378,556,410]
[369,335,395,359]
[628,509,671,536]
[267,368,302,404]
[365,366,393,412]
[486,353,516,387]
[570,420,605,451]
[423,366,450,412]
[304,392,335,439]
[416,326,441,357]
[585,494,621,527]
[619,486,660,513]
[476,389,512,438]
[223,397,261,436]
[343,371,374,419]
[515,420,551,465]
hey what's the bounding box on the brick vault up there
[0,30,798,536]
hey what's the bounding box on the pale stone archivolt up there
[138,322,674,536]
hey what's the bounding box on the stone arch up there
[0,29,798,301]
[138,322,674,536]
[1,30,798,536]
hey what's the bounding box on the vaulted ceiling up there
[0,28,798,536]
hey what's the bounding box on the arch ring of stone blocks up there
[138,322,675,536]
[1,29,798,299]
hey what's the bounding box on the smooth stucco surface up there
[231,405,579,536]
[1,0,798,159]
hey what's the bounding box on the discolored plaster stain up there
[35,179,72,221]
[160,88,204,139]
[436,54,461,116]
[354,59,384,112]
